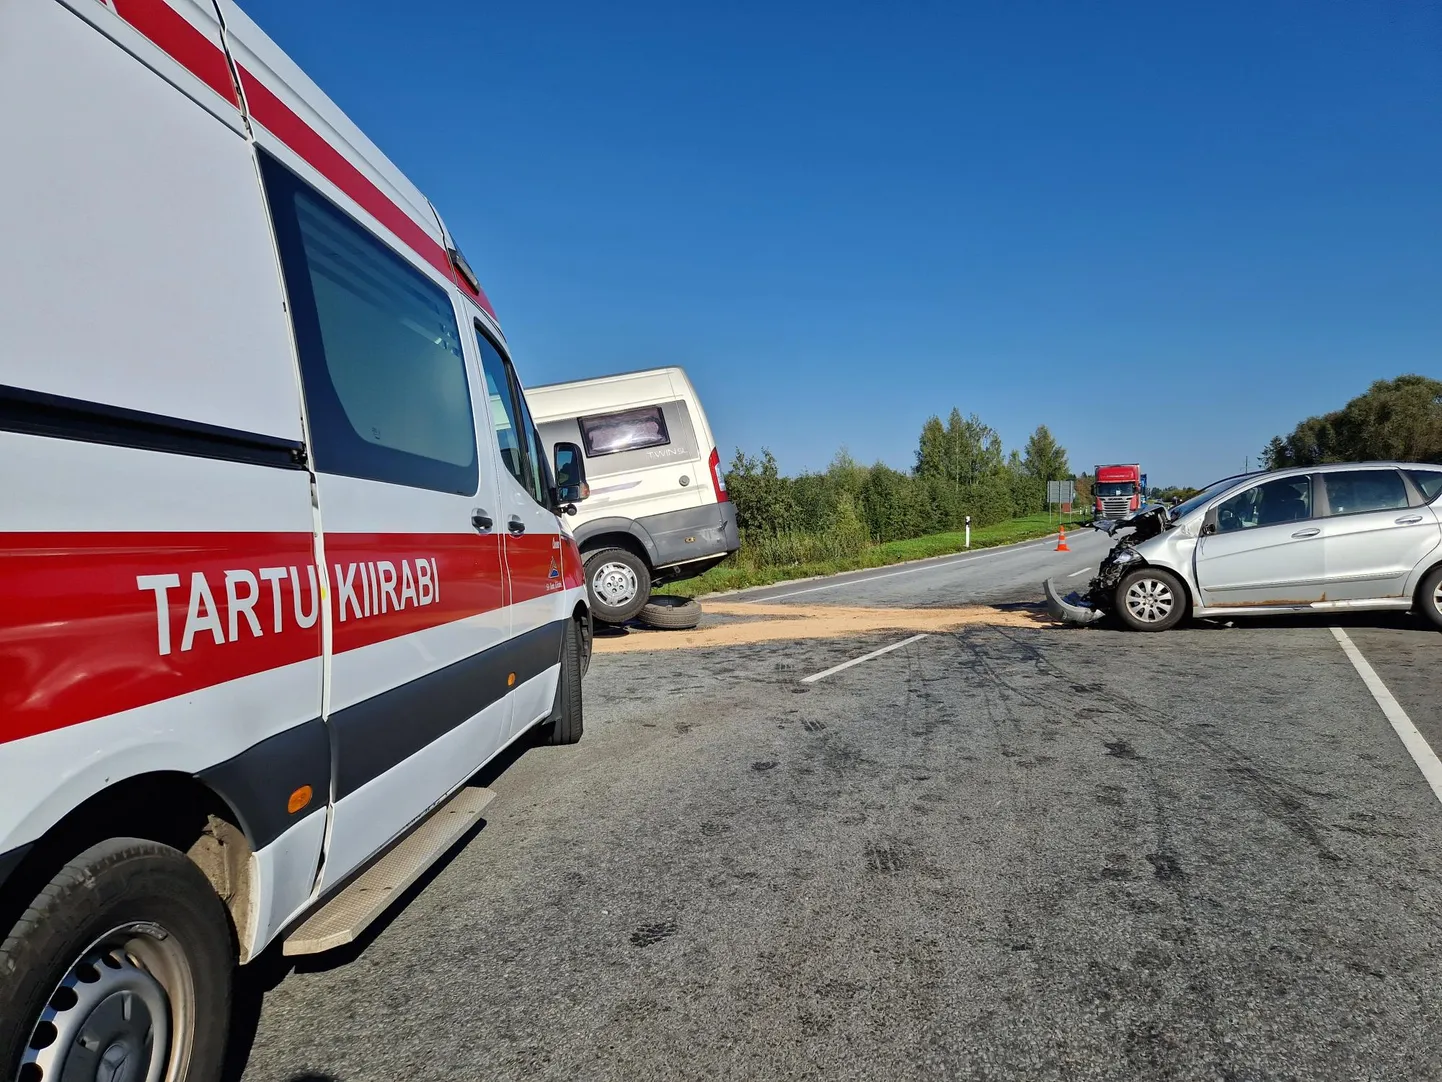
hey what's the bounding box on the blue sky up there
[242,0,1440,487]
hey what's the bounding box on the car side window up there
[1406,469,1442,503]
[261,152,478,495]
[475,329,548,507]
[1214,476,1312,533]
[1322,470,1410,516]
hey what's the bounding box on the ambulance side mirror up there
[553,443,588,512]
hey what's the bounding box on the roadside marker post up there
[965,515,971,549]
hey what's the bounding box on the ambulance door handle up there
[507,516,526,535]
[471,508,493,532]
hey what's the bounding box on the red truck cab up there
[1094,463,1143,518]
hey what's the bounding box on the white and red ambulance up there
[0,1,593,1074]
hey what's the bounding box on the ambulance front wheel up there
[584,548,652,625]
[0,838,233,1082]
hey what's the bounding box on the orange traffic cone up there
[1055,526,1070,552]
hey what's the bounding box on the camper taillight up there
[708,448,729,502]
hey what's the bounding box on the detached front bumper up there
[1043,577,1107,626]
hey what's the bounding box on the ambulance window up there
[476,331,547,506]
[260,153,478,496]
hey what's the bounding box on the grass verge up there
[654,512,1087,598]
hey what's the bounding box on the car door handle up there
[508,516,526,535]
[1396,515,1424,525]
[471,508,493,532]
[1291,527,1321,539]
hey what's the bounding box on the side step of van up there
[284,785,497,955]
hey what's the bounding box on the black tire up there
[1114,566,1188,632]
[1418,565,1442,631]
[0,838,233,1082]
[535,618,584,745]
[584,547,652,625]
[637,595,703,631]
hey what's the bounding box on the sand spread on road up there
[592,602,1053,653]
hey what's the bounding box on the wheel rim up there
[20,923,195,1082]
[1125,577,1175,624]
[591,561,639,608]
[1433,580,1442,615]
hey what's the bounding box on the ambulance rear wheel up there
[584,548,651,625]
[0,838,232,1082]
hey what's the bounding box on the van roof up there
[528,366,692,394]
[114,0,499,328]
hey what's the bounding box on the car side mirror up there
[553,442,588,511]
[1200,521,1217,537]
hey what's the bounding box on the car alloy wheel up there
[1124,575,1176,624]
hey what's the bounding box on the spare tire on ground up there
[638,595,702,630]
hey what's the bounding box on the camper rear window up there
[579,406,670,457]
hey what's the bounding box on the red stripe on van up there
[110,0,240,107]
[0,532,320,746]
[235,66,498,321]
[0,531,563,747]
[325,534,506,654]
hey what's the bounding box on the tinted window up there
[475,330,548,506]
[1406,469,1442,502]
[261,153,476,495]
[579,406,670,457]
[1215,476,1312,533]
[1322,470,1409,516]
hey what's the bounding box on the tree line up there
[726,411,1077,543]
[1262,375,1442,469]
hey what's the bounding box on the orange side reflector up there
[288,786,313,815]
[507,672,517,686]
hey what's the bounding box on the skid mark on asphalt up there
[952,625,1354,866]
[629,921,678,948]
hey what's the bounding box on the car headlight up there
[1111,549,1141,565]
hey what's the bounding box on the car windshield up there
[1095,482,1135,497]
[1170,475,1252,520]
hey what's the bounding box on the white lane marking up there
[1066,566,1094,579]
[1332,627,1442,806]
[747,536,1068,603]
[802,633,930,684]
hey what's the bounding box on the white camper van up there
[529,368,739,624]
[0,0,593,1073]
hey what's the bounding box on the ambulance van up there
[0,1,591,1075]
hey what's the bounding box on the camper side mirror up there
[553,442,588,512]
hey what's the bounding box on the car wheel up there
[1115,567,1187,632]
[0,838,233,1082]
[638,595,703,631]
[584,548,651,625]
[1419,565,1442,631]
[535,618,584,745]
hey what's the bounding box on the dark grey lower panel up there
[331,620,567,800]
[639,501,739,569]
[199,718,331,851]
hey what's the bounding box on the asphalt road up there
[234,540,1442,1082]
[730,529,1113,608]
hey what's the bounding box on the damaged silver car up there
[1045,462,1442,632]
